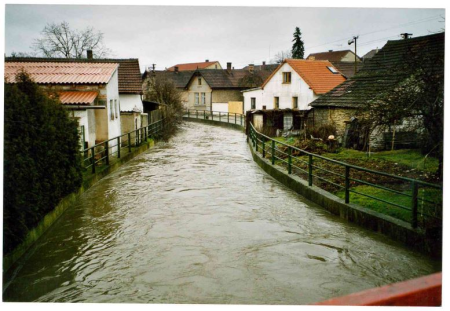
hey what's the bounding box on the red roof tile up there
[5,62,118,84]
[262,59,346,94]
[167,61,220,71]
[59,91,98,105]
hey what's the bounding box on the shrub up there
[4,72,82,254]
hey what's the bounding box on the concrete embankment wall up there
[4,140,156,273]
[183,117,441,258]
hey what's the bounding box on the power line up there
[305,14,441,50]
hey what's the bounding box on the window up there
[251,97,256,110]
[327,66,339,74]
[292,97,298,109]
[114,99,118,118]
[198,78,202,85]
[283,72,292,83]
[201,92,206,105]
[110,100,114,120]
[195,93,199,105]
[274,97,279,109]
[215,65,218,69]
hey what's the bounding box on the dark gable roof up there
[241,63,280,71]
[362,49,379,61]
[196,69,274,89]
[310,32,445,109]
[144,67,276,90]
[307,49,362,62]
[330,61,364,78]
[143,70,195,89]
[5,57,143,94]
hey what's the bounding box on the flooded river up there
[3,122,440,304]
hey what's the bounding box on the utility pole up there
[348,36,359,75]
[400,33,413,39]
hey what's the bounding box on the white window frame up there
[201,92,206,105]
[195,93,199,105]
[251,97,256,110]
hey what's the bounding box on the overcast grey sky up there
[5,5,445,72]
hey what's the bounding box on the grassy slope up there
[269,137,441,224]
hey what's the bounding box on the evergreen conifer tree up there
[292,27,305,59]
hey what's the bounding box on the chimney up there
[87,49,93,59]
[249,64,254,73]
[262,61,266,70]
[328,50,333,52]
[174,66,179,73]
[205,59,209,62]
[227,62,232,72]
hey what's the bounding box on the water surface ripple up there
[4,122,440,303]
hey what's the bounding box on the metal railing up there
[248,122,442,229]
[184,109,245,127]
[81,118,165,174]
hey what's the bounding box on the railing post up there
[235,113,237,124]
[219,112,221,121]
[105,141,109,165]
[117,137,121,158]
[262,136,266,158]
[227,112,229,123]
[345,166,350,203]
[204,110,206,120]
[255,133,258,152]
[91,147,96,174]
[271,140,275,165]
[144,127,147,142]
[128,133,132,153]
[288,147,292,174]
[412,181,418,228]
[196,110,198,119]
[308,154,313,186]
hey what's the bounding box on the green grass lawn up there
[335,185,442,223]
[323,149,439,173]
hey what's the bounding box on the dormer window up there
[327,66,339,74]
[283,72,292,83]
[198,77,202,85]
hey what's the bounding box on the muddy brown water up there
[3,122,440,303]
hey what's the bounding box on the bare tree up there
[32,22,111,58]
[10,51,38,57]
[143,75,184,139]
[271,50,292,64]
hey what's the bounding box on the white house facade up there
[243,59,347,113]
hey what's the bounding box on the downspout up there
[210,91,213,112]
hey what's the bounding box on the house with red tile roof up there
[5,61,122,148]
[243,59,346,113]
[167,60,222,71]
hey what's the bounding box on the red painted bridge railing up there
[314,272,442,306]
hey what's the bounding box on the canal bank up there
[3,123,440,303]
